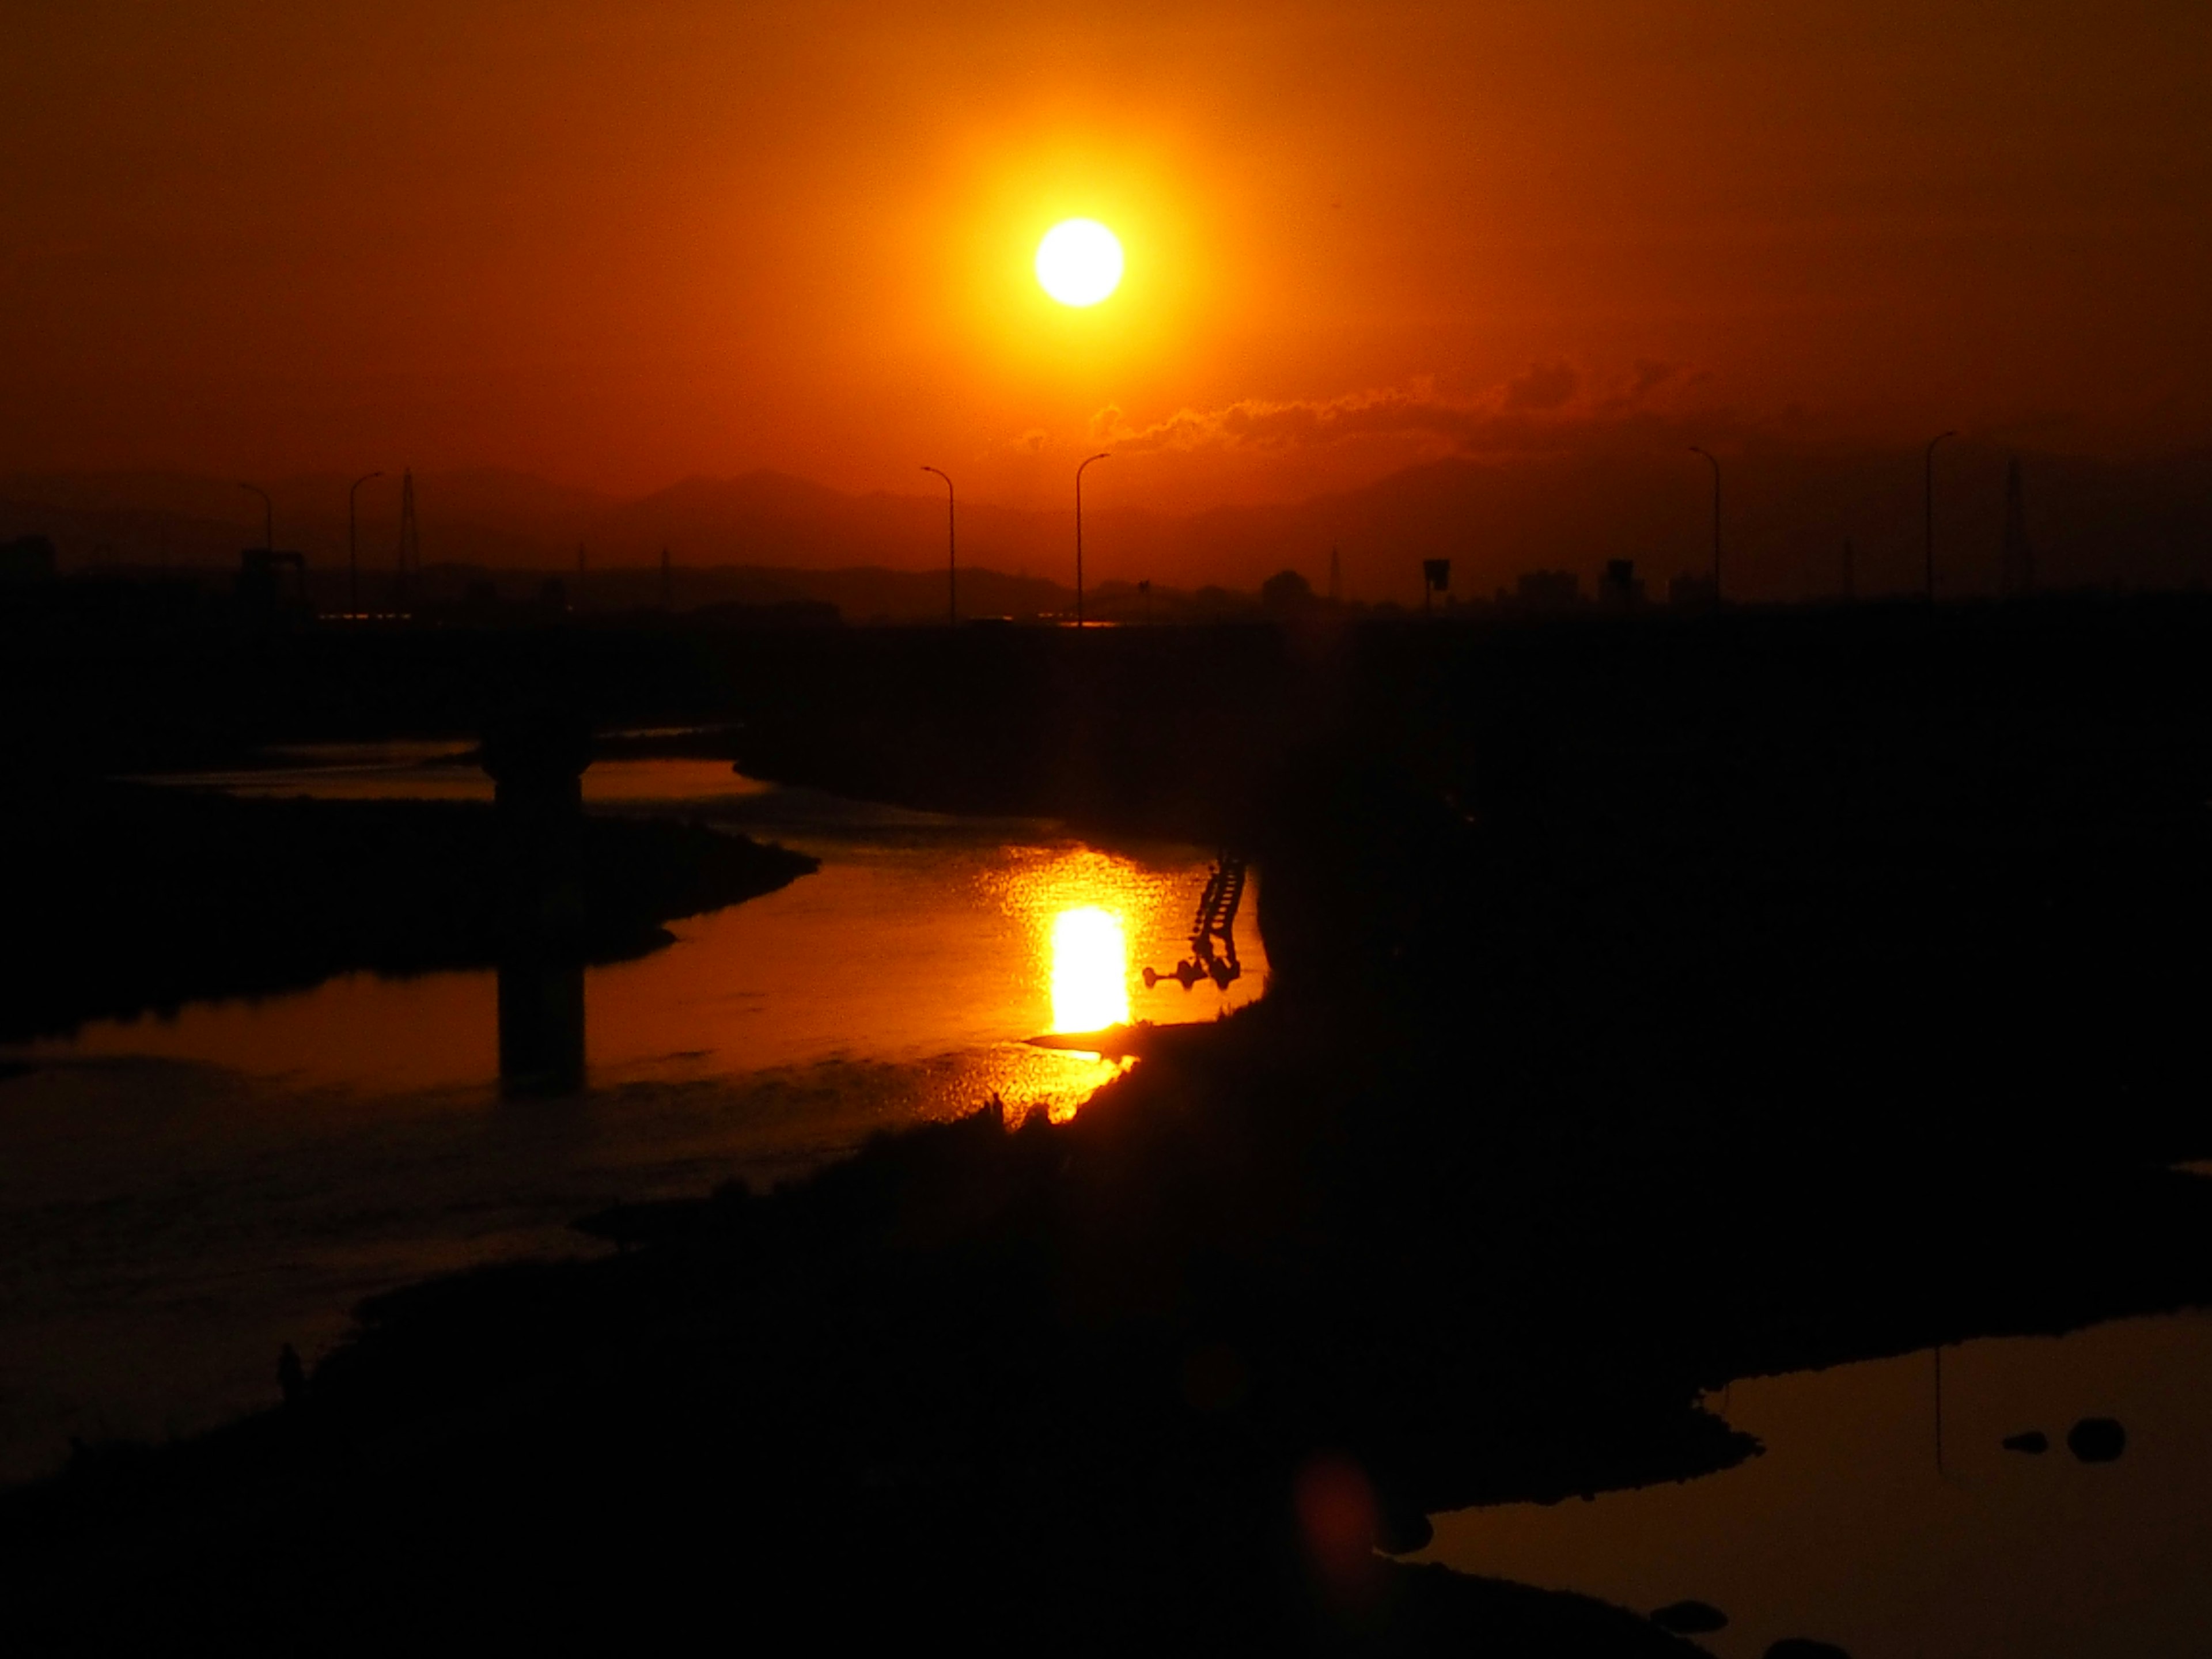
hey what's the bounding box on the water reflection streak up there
[1050,906,1131,1034]
[0,759,1266,1477]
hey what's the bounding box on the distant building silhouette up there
[237,547,308,612]
[2001,456,2035,597]
[1421,559,1451,610]
[1513,569,1578,611]
[1262,568,1316,617]
[1668,572,1718,611]
[1598,559,1644,609]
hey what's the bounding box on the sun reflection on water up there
[1050,905,1130,1033]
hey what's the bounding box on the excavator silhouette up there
[1143,854,1246,991]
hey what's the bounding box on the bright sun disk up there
[1035,219,1124,307]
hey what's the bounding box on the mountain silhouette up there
[5,444,2207,604]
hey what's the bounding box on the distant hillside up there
[5,445,2207,604]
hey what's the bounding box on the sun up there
[1035,219,1124,307]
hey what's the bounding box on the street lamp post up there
[1075,452,1110,627]
[348,471,383,616]
[240,482,274,551]
[1924,431,1957,601]
[921,466,956,625]
[1688,447,1721,600]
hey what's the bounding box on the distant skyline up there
[8,435,2208,605]
[5,1,2209,525]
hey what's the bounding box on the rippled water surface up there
[0,751,1264,1480]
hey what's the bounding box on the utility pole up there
[922,466,956,624]
[661,546,673,609]
[396,469,420,608]
[1925,431,1957,601]
[1075,452,1110,628]
[349,471,383,616]
[2000,455,2035,597]
[239,483,274,551]
[1688,447,1721,600]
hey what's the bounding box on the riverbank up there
[0,780,817,1042]
[7,977,2211,1650]
[6,599,2211,1649]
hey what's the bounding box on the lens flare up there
[1035,219,1124,307]
[1050,906,1130,1032]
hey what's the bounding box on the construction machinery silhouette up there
[1144,854,1247,991]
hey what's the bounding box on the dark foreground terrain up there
[4,599,2210,1652]
[0,781,816,1043]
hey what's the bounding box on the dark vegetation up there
[0,782,816,1042]
[4,596,2211,1650]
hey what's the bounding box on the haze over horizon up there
[7,0,2209,551]
[9,438,2210,605]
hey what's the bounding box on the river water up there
[5,749,2209,1656]
[0,747,1265,1482]
[1418,1309,2212,1658]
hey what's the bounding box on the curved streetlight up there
[1075,452,1110,628]
[1924,431,1957,601]
[239,482,274,551]
[921,466,956,625]
[348,471,383,616]
[1688,447,1721,600]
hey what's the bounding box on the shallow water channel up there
[0,747,1264,1481]
[5,749,2208,1656]
[1419,1309,2212,1658]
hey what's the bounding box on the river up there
[1418,1308,2212,1658]
[6,747,2209,1658]
[0,745,1266,1482]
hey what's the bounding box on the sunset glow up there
[4,6,2207,569]
[13,5,2212,1647]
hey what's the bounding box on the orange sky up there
[5,1,2207,513]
